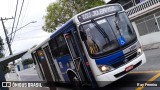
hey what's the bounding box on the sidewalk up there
[5,73,19,81]
[17,67,42,81]
[4,67,50,90]
[5,67,41,81]
[142,42,160,51]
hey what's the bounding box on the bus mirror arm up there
[80,31,87,41]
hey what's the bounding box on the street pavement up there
[17,67,42,81]
[133,48,160,71]
[5,48,160,90]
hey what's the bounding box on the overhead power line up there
[10,21,37,37]
[20,0,29,27]
[10,0,19,42]
[14,28,42,35]
[11,0,25,44]
[0,25,42,31]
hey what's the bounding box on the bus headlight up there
[98,65,114,73]
[137,47,142,55]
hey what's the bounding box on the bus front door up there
[64,30,93,86]
[42,44,61,82]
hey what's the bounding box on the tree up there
[22,58,34,66]
[43,0,105,32]
[0,36,4,58]
[0,37,10,74]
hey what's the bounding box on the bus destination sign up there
[78,5,122,22]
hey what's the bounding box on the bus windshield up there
[80,12,136,57]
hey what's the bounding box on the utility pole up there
[0,17,14,63]
[0,17,13,90]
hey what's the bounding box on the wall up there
[140,32,160,45]
[132,22,160,46]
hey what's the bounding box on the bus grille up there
[111,49,137,68]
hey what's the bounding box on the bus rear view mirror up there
[80,31,87,41]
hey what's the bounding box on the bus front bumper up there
[95,53,146,87]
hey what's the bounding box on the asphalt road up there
[8,48,160,90]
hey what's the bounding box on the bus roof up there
[30,18,74,53]
[50,19,74,39]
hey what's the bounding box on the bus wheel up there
[72,76,80,87]
[68,73,81,87]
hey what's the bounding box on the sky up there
[0,0,57,56]
[104,0,111,3]
[0,0,111,57]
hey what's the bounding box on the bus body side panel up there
[56,55,73,82]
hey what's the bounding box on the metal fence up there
[135,12,160,36]
[126,0,160,16]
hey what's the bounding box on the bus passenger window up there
[49,35,70,58]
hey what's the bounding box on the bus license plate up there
[125,65,133,72]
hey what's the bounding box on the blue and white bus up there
[31,4,146,87]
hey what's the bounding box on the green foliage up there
[2,64,10,74]
[0,37,8,74]
[43,0,105,32]
[0,36,4,58]
[0,54,4,58]
[0,37,4,51]
[22,58,34,66]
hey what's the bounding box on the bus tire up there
[67,71,81,87]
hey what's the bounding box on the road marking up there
[135,73,160,90]
[129,70,160,74]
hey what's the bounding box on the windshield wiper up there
[114,12,122,36]
[91,20,111,44]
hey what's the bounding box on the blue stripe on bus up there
[95,51,124,65]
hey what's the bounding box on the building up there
[107,0,160,48]
[108,0,146,10]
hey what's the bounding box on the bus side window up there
[49,35,70,58]
[56,35,70,57]
[49,39,59,58]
